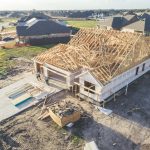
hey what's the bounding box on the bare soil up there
[0,72,150,150]
[0,106,84,150]
[0,57,33,89]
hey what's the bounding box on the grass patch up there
[0,44,54,77]
[71,135,81,145]
[1,18,18,23]
[66,20,97,28]
[3,26,16,32]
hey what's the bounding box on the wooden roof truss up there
[34,28,150,85]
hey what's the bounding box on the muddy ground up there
[0,72,150,150]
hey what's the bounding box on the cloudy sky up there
[0,0,150,10]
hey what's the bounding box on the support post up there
[87,89,90,102]
[43,67,48,77]
[97,94,99,102]
[71,85,73,94]
[125,84,129,95]
[34,61,38,73]
[113,93,116,102]
[75,84,77,97]
[78,92,81,100]
[103,101,105,108]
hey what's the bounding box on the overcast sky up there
[0,0,150,10]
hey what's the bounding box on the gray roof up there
[145,18,150,32]
[123,14,136,21]
[112,17,127,29]
[17,18,70,36]
[18,12,51,22]
[122,18,150,32]
[141,13,150,32]
[141,13,150,20]
[99,17,127,29]
[99,18,113,27]
[122,20,145,32]
[99,14,138,29]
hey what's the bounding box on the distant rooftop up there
[122,19,145,32]
[18,12,52,23]
[17,17,70,36]
[122,13,150,33]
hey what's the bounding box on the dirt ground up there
[0,57,33,89]
[0,72,150,150]
[0,106,84,150]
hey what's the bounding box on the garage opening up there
[48,70,66,83]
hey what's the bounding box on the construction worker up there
[45,76,49,85]
[36,72,41,81]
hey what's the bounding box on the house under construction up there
[34,28,150,103]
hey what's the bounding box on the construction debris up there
[66,122,74,128]
[84,141,99,150]
[127,107,141,115]
[39,98,81,127]
[97,107,113,116]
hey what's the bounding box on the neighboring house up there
[121,19,150,35]
[98,17,125,30]
[123,14,138,25]
[16,17,71,45]
[98,14,138,30]
[141,12,150,20]
[18,12,51,23]
[33,28,150,104]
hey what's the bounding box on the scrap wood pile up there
[50,100,80,117]
[34,28,150,85]
[38,98,83,127]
